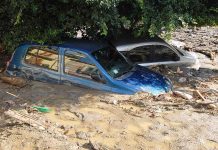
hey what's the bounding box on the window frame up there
[24,46,59,72]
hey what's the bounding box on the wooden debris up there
[0,89,24,100]
[0,76,27,87]
[4,109,46,130]
[193,90,206,101]
[176,67,183,74]
[210,51,216,60]
[173,90,193,100]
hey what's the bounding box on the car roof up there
[58,38,108,53]
[111,36,170,51]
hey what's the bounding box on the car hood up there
[117,66,172,95]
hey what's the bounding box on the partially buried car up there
[112,36,197,67]
[6,39,172,95]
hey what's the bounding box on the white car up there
[112,36,198,67]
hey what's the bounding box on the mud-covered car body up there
[6,39,172,95]
[112,36,197,67]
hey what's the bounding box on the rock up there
[134,100,146,107]
[155,94,172,101]
[169,40,186,48]
[130,92,151,101]
[100,99,118,105]
[178,77,187,83]
[68,111,84,121]
[38,126,45,130]
[111,99,118,105]
[173,90,193,100]
[76,131,89,140]
[88,140,101,150]
[208,104,216,109]
[88,140,109,150]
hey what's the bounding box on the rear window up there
[25,47,59,71]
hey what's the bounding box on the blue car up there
[6,39,172,95]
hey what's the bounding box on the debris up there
[155,94,172,101]
[130,92,151,101]
[188,52,201,70]
[210,51,216,60]
[88,140,101,150]
[178,77,187,83]
[88,140,109,150]
[134,100,146,107]
[69,111,85,121]
[100,98,118,105]
[76,131,89,140]
[4,109,46,130]
[32,106,50,113]
[0,89,23,100]
[207,104,217,109]
[177,67,183,74]
[0,76,27,87]
[0,68,4,73]
[173,90,193,100]
[4,100,16,106]
[193,90,206,101]
[169,40,186,48]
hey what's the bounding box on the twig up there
[194,90,206,101]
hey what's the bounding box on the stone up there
[208,104,216,109]
[155,94,172,101]
[173,91,193,100]
[88,140,109,150]
[76,131,89,140]
[178,77,187,83]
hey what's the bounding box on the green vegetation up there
[0,0,217,52]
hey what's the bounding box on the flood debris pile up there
[0,26,218,149]
[171,26,218,60]
[170,26,218,70]
[0,64,217,149]
[99,88,218,118]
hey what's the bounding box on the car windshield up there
[92,47,133,78]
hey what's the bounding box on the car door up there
[22,46,61,83]
[60,49,112,92]
[121,44,182,67]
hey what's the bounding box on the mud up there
[0,27,218,150]
[0,63,217,150]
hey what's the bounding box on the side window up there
[123,45,180,64]
[64,50,105,83]
[25,48,38,65]
[25,47,59,71]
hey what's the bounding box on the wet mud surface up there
[0,27,217,150]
